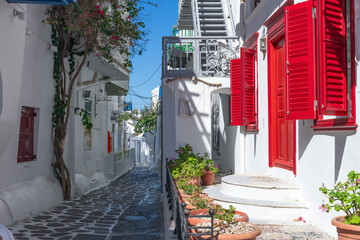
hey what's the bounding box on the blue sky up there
[128,0,178,110]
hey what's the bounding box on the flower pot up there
[188,177,201,187]
[202,172,215,186]
[197,222,262,240]
[332,216,360,240]
[188,209,249,226]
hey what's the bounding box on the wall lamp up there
[259,32,267,54]
[13,9,25,20]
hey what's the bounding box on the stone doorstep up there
[204,186,307,209]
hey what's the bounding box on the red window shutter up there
[285,1,316,120]
[230,58,242,125]
[17,107,35,163]
[319,0,347,116]
[241,47,256,125]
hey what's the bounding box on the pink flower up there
[128,16,131,20]
[171,157,174,160]
[319,205,328,212]
[178,151,183,154]
[213,165,218,168]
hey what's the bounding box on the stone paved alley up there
[8,167,335,240]
[8,167,162,240]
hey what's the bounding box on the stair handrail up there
[225,0,236,36]
[191,0,201,36]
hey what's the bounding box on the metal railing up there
[162,36,239,79]
[165,163,215,239]
[191,0,201,36]
[225,0,236,36]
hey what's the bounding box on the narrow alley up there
[8,168,162,240]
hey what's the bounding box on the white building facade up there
[0,0,134,226]
[162,0,360,236]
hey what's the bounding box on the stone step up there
[203,174,308,223]
[198,7,223,12]
[220,175,301,202]
[201,24,226,30]
[201,31,227,36]
[199,13,224,18]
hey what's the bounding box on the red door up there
[268,37,296,173]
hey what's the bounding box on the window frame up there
[17,106,37,163]
[312,0,357,131]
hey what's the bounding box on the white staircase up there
[198,0,227,36]
[178,0,228,37]
[203,175,309,224]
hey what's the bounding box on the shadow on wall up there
[219,93,235,172]
[299,121,355,183]
[162,84,177,159]
[174,79,210,155]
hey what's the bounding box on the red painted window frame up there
[312,0,357,131]
[243,32,259,132]
[17,106,36,163]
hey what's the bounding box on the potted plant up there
[319,170,360,239]
[189,205,260,240]
[201,156,219,186]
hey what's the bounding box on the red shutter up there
[285,1,316,120]
[230,58,242,125]
[319,0,347,116]
[18,107,36,163]
[241,47,256,125]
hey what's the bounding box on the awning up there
[7,0,75,4]
[105,80,129,96]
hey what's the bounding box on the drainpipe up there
[239,0,246,45]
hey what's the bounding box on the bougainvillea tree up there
[46,0,156,200]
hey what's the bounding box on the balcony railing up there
[162,36,239,79]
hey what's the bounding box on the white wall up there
[162,77,229,157]
[0,1,27,172]
[237,0,360,236]
[0,4,56,189]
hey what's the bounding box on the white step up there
[220,175,301,202]
[203,174,309,224]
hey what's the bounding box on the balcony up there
[162,36,239,79]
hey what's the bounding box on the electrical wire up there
[130,63,161,88]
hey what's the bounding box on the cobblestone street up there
[8,167,162,240]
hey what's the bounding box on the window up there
[17,107,36,163]
[284,0,356,130]
[230,34,258,130]
[178,99,194,117]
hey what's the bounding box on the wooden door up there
[268,38,296,173]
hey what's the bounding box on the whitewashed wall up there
[162,77,230,158]
[236,0,360,236]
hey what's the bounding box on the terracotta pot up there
[332,216,360,240]
[188,177,201,187]
[202,172,215,186]
[188,209,249,226]
[199,222,262,240]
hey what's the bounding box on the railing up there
[191,0,201,36]
[225,0,236,36]
[162,36,239,79]
[165,163,215,240]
